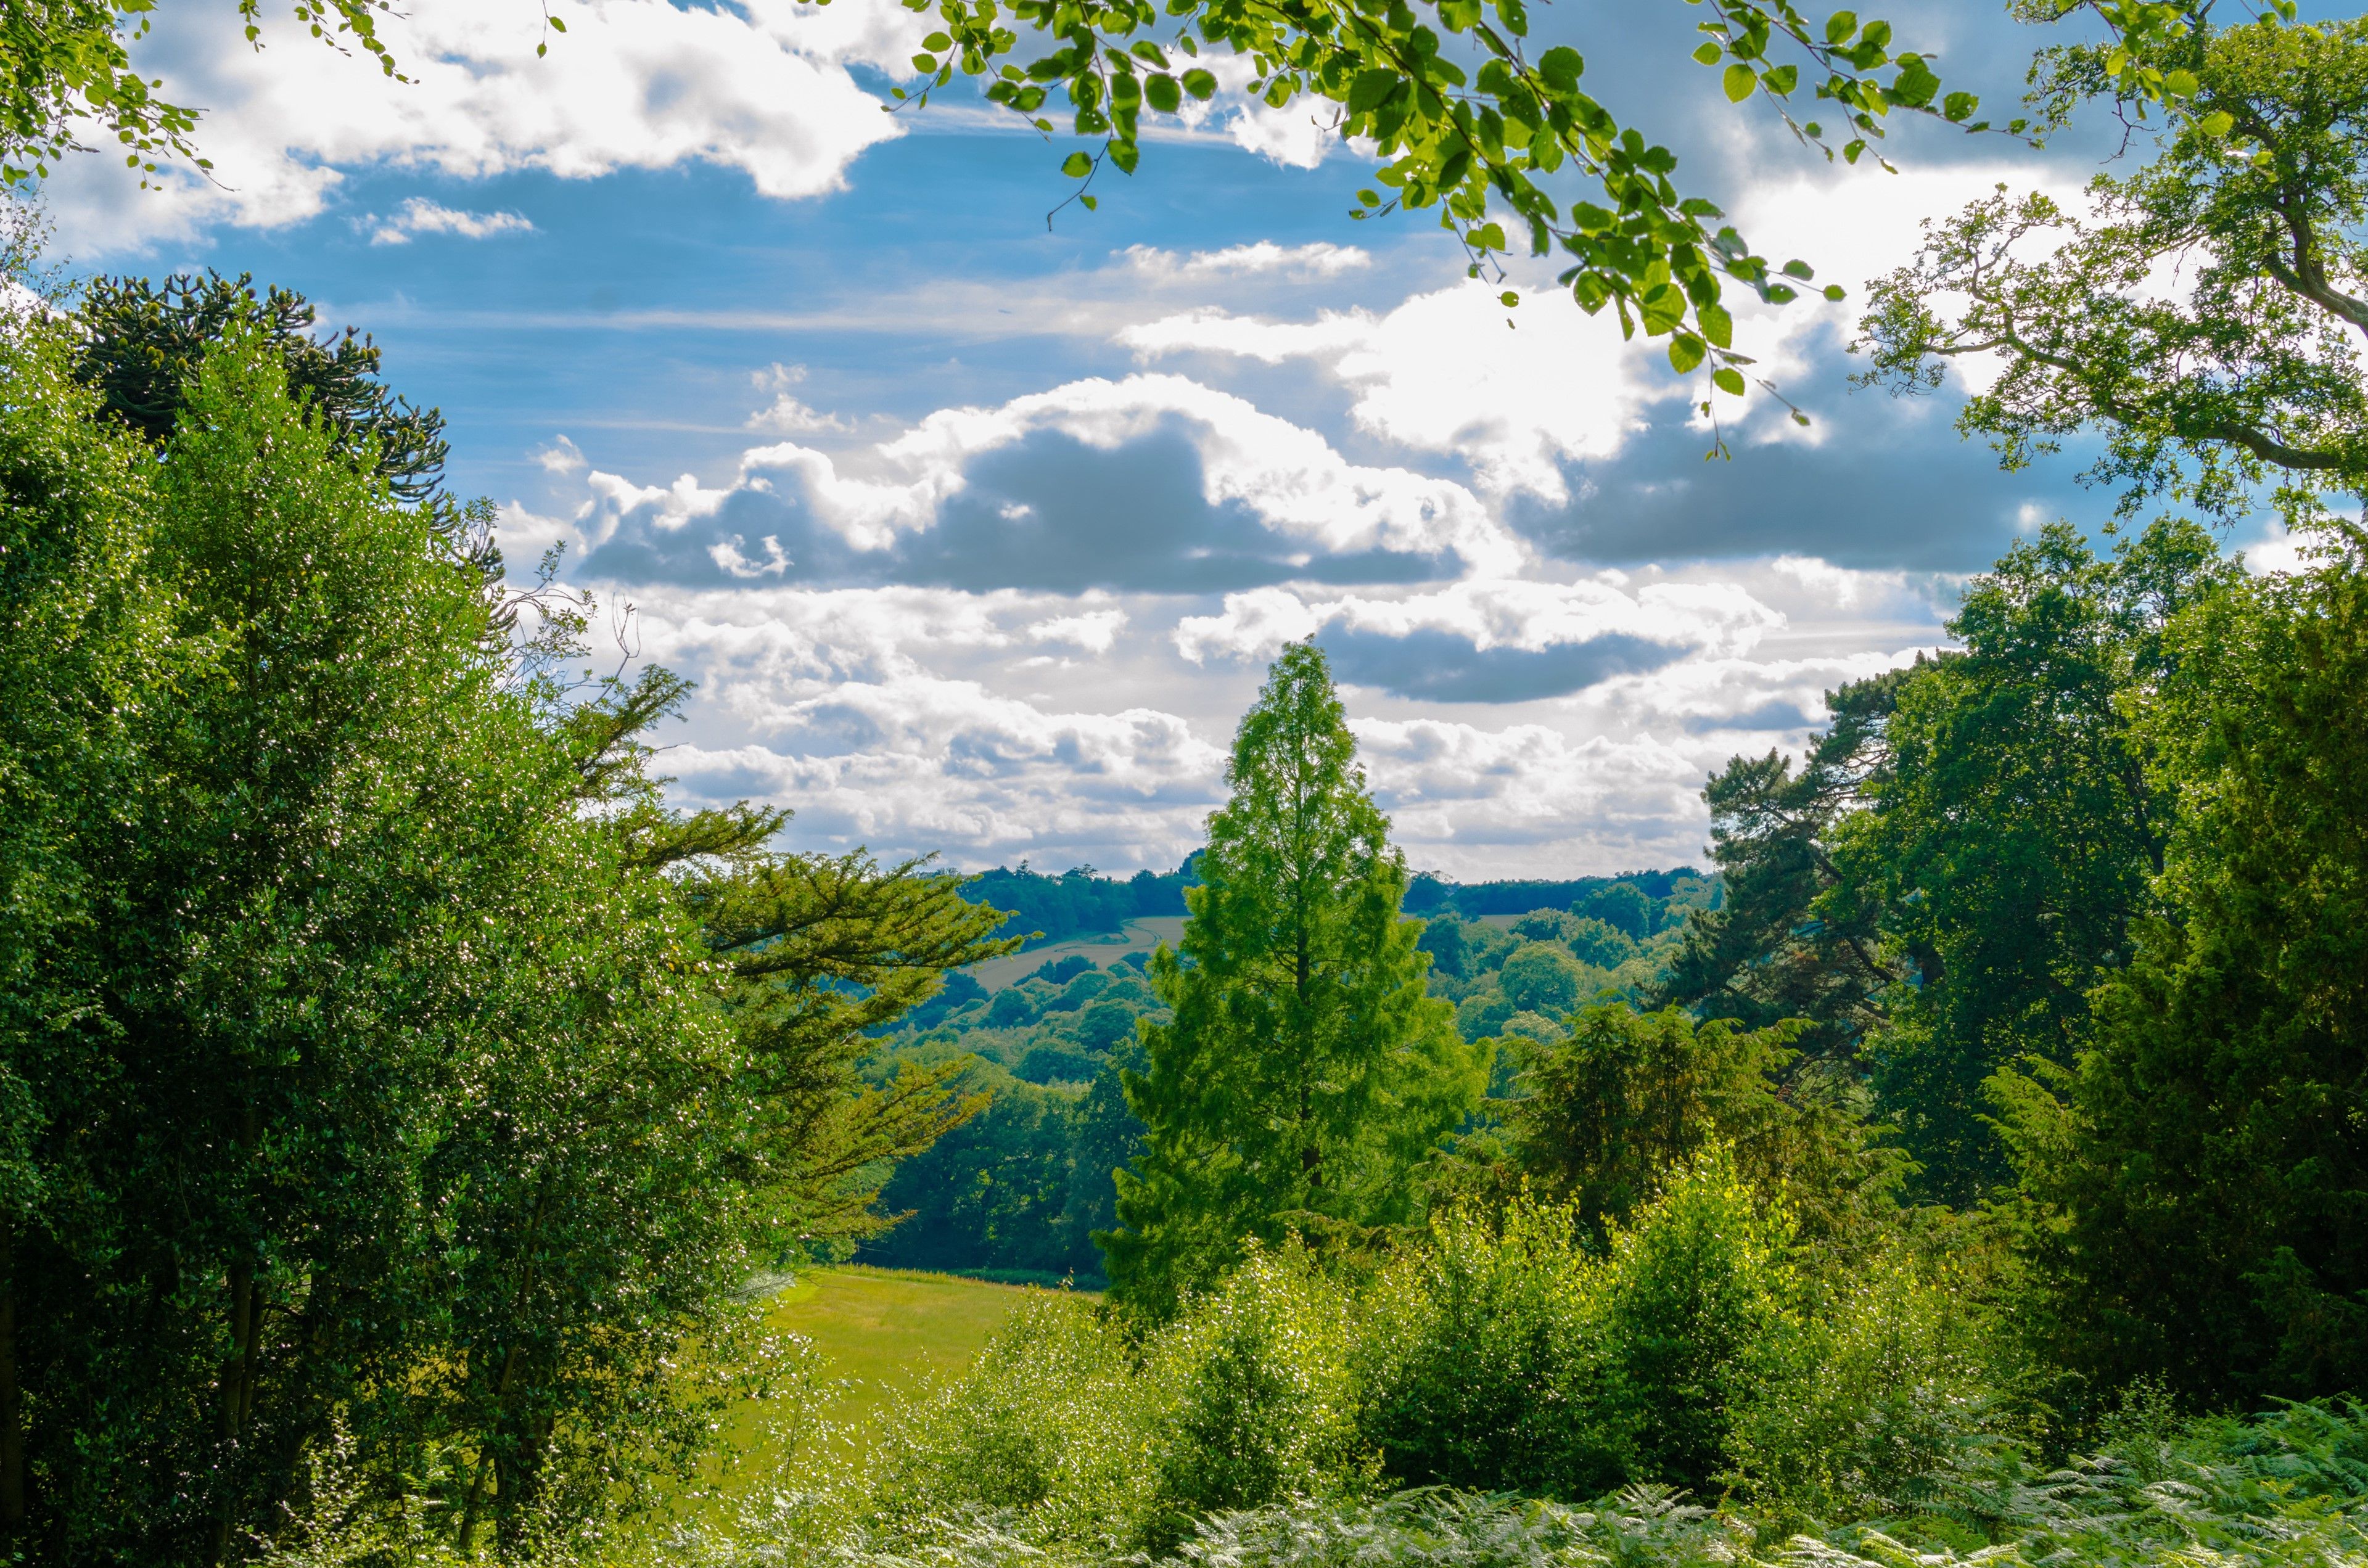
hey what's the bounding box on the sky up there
[26,0,2293,877]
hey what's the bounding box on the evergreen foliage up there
[1103,644,1484,1318]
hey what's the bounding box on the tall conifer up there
[1100,642,1482,1318]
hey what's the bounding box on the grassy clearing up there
[692,1266,1058,1508]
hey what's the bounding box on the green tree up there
[0,305,171,1535]
[1860,12,2368,527]
[1999,544,2368,1407]
[1498,1003,1900,1249]
[1842,519,2235,1202]
[1656,668,1907,1064]
[75,271,450,506]
[0,302,1011,1556]
[1102,643,1484,1318]
[1666,522,2232,1205]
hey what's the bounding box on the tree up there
[1664,521,2234,1205]
[75,271,450,506]
[1838,519,2234,1203]
[1656,667,1906,1065]
[1455,1003,1902,1249]
[0,295,1014,1556]
[1101,642,1484,1319]
[1998,544,2368,1408]
[1860,12,2368,528]
[0,302,170,1538]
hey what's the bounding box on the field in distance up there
[966,916,1185,991]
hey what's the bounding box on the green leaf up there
[2200,109,2234,138]
[1109,139,1140,173]
[1473,222,1507,249]
[1761,64,1797,95]
[1499,290,1520,306]
[1822,284,1846,302]
[1349,67,1399,112]
[1538,46,1584,91]
[1060,150,1093,177]
[1782,258,1815,279]
[1692,41,1722,66]
[1499,0,1529,37]
[1080,193,1097,209]
[1723,63,1756,102]
[1182,68,1217,101]
[1146,72,1181,112]
[1669,333,1707,373]
[1823,9,1856,44]
[1942,91,1976,122]
[911,52,938,72]
[1698,301,1733,348]
[923,30,952,49]
[1713,366,1746,395]
[2164,68,2198,97]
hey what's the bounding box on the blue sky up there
[31,0,2287,876]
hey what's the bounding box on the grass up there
[690,1266,1054,1508]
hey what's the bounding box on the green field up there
[697,1266,1051,1504]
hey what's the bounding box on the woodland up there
[3,0,2368,1565]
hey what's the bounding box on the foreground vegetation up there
[6,0,2368,1559]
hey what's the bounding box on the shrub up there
[1139,1244,1376,1548]
[867,1294,1143,1548]
[1591,1145,1804,1492]
[1725,1242,1996,1521]
[1355,1201,1614,1498]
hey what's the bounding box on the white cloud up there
[548,371,1524,578]
[1120,240,1371,277]
[533,434,586,474]
[1029,608,1130,654]
[44,0,926,251]
[366,196,533,245]
[1123,279,1677,499]
[1174,577,1782,667]
[1355,718,1719,877]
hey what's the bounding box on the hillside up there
[858,869,1718,1284]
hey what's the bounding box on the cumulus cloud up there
[1356,718,1722,876]
[44,0,924,251]
[746,363,852,435]
[538,372,1525,594]
[1175,577,1784,702]
[365,197,533,245]
[1123,279,1679,499]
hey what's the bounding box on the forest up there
[2,0,2368,1565]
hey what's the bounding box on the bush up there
[1355,1201,1611,1498]
[1140,1245,1376,1547]
[868,1294,1143,1546]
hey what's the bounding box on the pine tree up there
[1100,642,1482,1319]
